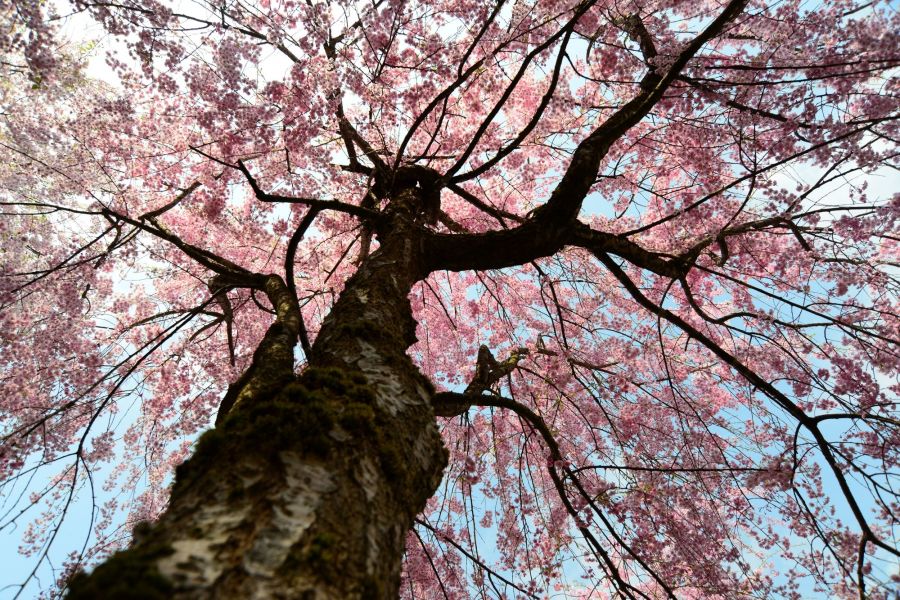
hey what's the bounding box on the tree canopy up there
[1,0,898,598]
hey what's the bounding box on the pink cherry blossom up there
[1,0,898,598]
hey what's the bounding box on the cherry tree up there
[1,0,898,597]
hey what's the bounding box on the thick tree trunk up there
[67,192,448,599]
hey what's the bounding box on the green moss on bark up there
[66,542,174,600]
[172,366,410,495]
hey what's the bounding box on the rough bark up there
[67,188,448,599]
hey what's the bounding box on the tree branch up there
[424,0,748,273]
[236,159,380,220]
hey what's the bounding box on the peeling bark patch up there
[157,456,334,597]
[354,340,411,415]
[157,503,250,587]
[415,383,431,403]
[355,456,385,576]
[245,455,334,583]
[355,455,380,503]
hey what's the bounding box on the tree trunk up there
[67,192,448,599]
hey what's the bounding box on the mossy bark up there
[68,188,448,599]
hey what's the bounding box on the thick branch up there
[284,209,319,357]
[214,274,300,424]
[424,0,748,273]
